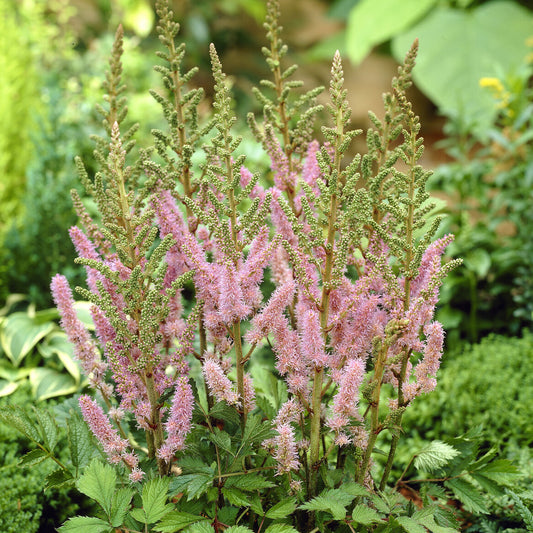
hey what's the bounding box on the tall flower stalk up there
[50,0,460,529]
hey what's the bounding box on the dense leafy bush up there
[0,386,94,532]
[403,331,533,452]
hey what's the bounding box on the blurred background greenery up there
[0,0,532,530]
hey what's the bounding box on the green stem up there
[309,366,324,495]
[358,344,387,484]
[379,435,399,491]
[233,321,246,426]
[145,370,166,474]
[309,79,344,497]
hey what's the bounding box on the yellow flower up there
[479,77,504,94]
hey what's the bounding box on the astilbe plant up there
[48,0,465,531]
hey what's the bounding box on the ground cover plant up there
[0,384,96,533]
[0,1,525,531]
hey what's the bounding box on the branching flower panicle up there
[50,1,461,526]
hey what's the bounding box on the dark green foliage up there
[395,334,533,531]
[403,331,533,451]
[0,451,42,533]
[0,386,96,532]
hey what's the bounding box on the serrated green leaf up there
[178,456,216,475]
[414,508,458,533]
[445,477,488,514]
[470,472,502,496]
[413,441,460,473]
[34,407,59,451]
[154,511,206,532]
[264,524,299,533]
[130,508,147,523]
[0,406,41,442]
[299,493,348,521]
[45,468,74,490]
[430,504,460,530]
[224,527,254,533]
[0,312,54,366]
[369,494,391,514]
[396,515,427,533]
[224,474,275,492]
[68,413,94,470]
[234,414,274,459]
[248,493,264,515]
[19,448,49,467]
[77,459,116,516]
[242,414,275,445]
[339,482,369,498]
[110,488,134,527]
[57,516,112,533]
[222,487,252,508]
[183,521,212,533]
[142,477,173,523]
[181,474,212,501]
[209,427,233,455]
[351,504,382,525]
[266,498,297,519]
[477,459,520,485]
[209,401,241,427]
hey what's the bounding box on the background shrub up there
[0,385,94,532]
[403,331,533,453]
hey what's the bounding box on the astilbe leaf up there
[413,441,460,473]
[506,490,533,531]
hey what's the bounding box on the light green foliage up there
[154,511,208,532]
[391,2,533,133]
[395,431,520,521]
[0,1,40,233]
[299,483,369,521]
[413,441,460,472]
[0,299,87,399]
[77,460,119,517]
[0,0,93,307]
[0,96,87,308]
[61,459,178,532]
[346,0,436,64]
[327,1,533,136]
